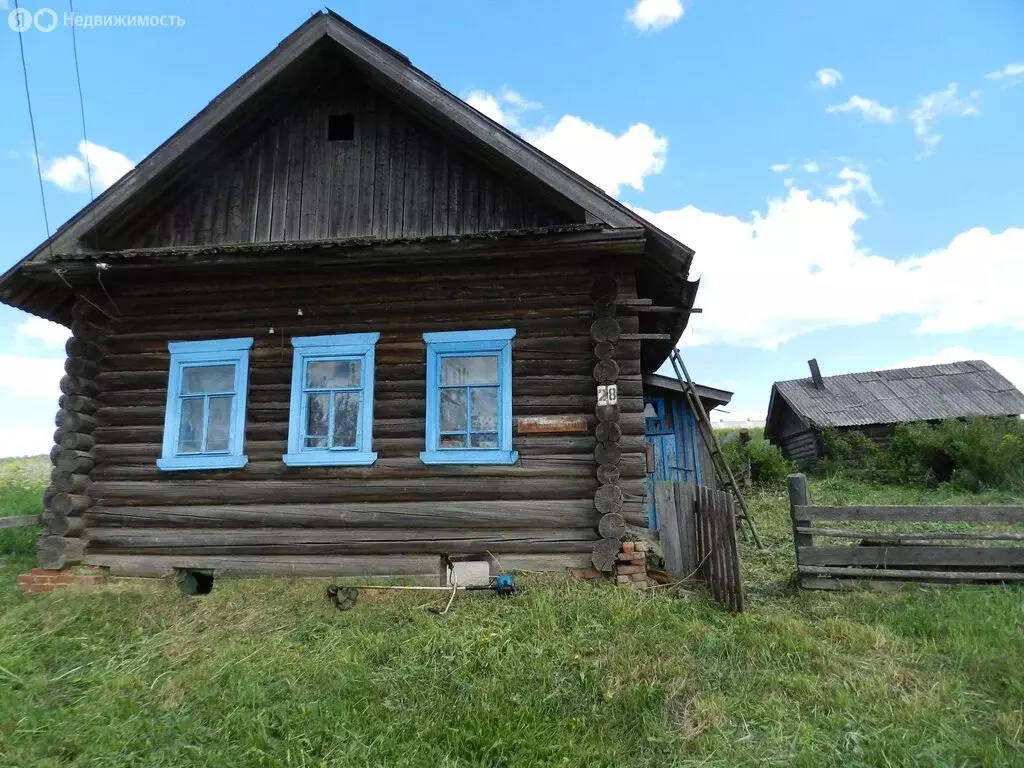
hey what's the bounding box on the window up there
[158,338,253,471]
[327,113,355,141]
[421,329,517,465]
[283,333,380,466]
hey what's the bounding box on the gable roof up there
[0,10,695,330]
[765,360,1024,439]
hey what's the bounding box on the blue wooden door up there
[645,397,683,527]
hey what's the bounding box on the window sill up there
[282,451,378,467]
[157,455,249,471]
[419,449,519,466]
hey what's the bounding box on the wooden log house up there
[0,12,707,578]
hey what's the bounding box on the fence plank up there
[798,545,1024,568]
[676,482,698,577]
[793,505,1024,524]
[797,527,1024,542]
[798,565,1024,581]
[788,474,813,548]
[656,482,682,575]
[724,493,744,612]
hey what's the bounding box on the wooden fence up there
[788,474,1024,589]
[0,516,39,529]
[655,481,743,611]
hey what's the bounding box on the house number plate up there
[596,384,618,406]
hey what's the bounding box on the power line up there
[68,0,94,200]
[13,0,52,239]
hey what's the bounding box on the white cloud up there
[0,426,56,459]
[466,88,668,195]
[908,83,982,157]
[826,95,898,124]
[896,347,1024,396]
[465,87,541,129]
[466,90,507,125]
[633,184,1024,350]
[826,166,877,202]
[626,0,684,31]
[528,117,667,196]
[16,317,69,349]
[984,62,1024,80]
[769,163,790,173]
[814,68,843,88]
[801,160,820,173]
[43,140,133,193]
[0,355,65,399]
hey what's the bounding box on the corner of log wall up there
[40,300,105,570]
[590,267,626,572]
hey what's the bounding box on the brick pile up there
[570,539,653,588]
[614,540,651,588]
[17,566,106,594]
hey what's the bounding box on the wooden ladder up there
[667,349,763,549]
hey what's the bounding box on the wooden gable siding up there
[78,254,647,574]
[111,84,574,251]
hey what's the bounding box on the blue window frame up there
[158,337,253,471]
[283,333,380,466]
[421,329,517,465]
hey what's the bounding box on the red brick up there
[631,573,647,582]
[615,575,631,585]
[569,567,604,581]
[616,564,645,576]
[621,541,635,555]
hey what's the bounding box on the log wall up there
[78,251,649,575]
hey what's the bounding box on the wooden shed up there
[0,12,708,578]
[642,375,731,526]
[765,359,1024,469]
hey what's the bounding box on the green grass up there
[1,474,1022,767]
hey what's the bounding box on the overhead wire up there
[68,0,95,200]
[13,0,52,240]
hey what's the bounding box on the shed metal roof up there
[767,360,1024,434]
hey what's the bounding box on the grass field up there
[1,464,1022,767]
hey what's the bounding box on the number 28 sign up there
[596,384,618,407]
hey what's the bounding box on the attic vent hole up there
[328,113,355,141]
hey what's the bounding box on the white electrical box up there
[445,560,491,587]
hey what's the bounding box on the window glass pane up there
[182,364,235,394]
[206,396,233,452]
[470,433,499,448]
[305,437,328,449]
[306,393,329,439]
[440,434,467,448]
[306,359,361,389]
[470,387,498,432]
[441,356,498,385]
[177,398,204,454]
[440,389,467,433]
[332,391,360,448]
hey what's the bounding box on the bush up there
[886,416,1024,491]
[813,417,1024,492]
[818,428,883,479]
[721,432,791,486]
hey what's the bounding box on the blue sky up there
[1,0,1022,454]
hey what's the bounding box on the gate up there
[654,481,744,611]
